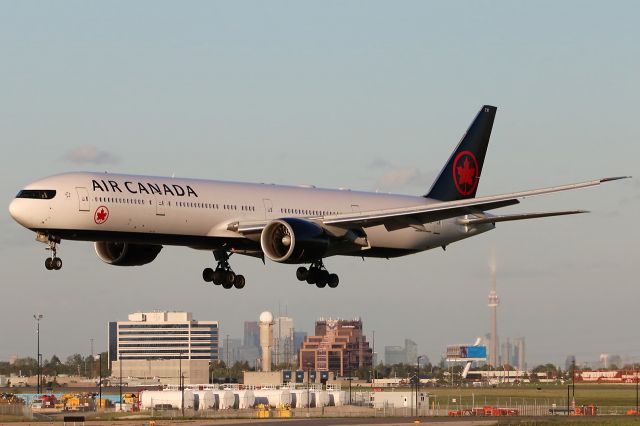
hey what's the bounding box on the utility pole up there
[90,338,94,378]
[98,353,102,410]
[119,351,123,411]
[179,350,184,417]
[33,314,43,394]
[417,355,423,417]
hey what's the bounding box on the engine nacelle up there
[260,218,330,264]
[94,242,162,266]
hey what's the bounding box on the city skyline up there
[1,2,638,368]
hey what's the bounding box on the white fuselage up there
[9,172,493,258]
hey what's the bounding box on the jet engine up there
[260,218,330,263]
[94,242,163,266]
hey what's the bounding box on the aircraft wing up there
[322,177,628,230]
[226,177,627,235]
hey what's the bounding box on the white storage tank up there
[327,390,347,406]
[193,390,215,411]
[140,390,194,410]
[289,389,309,408]
[253,389,291,407]
[234,389,255,409]
[211,390,234,410]
[311,390,328,407]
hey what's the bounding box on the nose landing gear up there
[202,251,245,289]
[42,236,62,271]
[296,260,339,288]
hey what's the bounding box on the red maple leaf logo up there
[94,206,109,224]
[452,151,479,196]
[456,157,476,187]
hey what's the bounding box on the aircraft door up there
[76,187,90,211]
[154,195,166,216]
[263,199,273,219]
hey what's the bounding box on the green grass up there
[361,384,640,407]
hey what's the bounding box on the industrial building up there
[108,311,219,385]
[299,318,372,376]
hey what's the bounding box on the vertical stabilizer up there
[425,105,496,200]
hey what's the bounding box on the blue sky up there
[1,1,638,367]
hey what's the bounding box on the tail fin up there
[425,105,497,201]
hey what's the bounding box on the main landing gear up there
[296,260,339,288]
[202,251,245,289]
[43,236,62,271]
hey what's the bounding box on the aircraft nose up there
[9,198,26,225]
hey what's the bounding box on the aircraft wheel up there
[316,279,327,288]
[203,268,214,282]
[328,274,339,288]
[45,258,53,270]
[226,271,236,284]
[296,267,308,281]
[318,270,329,285]
[306,269,317,284]
[222,279,234,289]
[234,275,246,289]
[53,257,62,270]
[213,270,224,285]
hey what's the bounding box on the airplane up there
[9,105,627,289]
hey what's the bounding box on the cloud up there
[63,146,120,165]
[368,157,393,170]
[374,166,432,192]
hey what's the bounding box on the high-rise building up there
[385,346,405,365]
[108,311,218,384]
[243,321,260,348]
[299,318,372,376]
[293,331,307,359]
[384,339,419,365]
[513,337,525,371]
[273,316,294,366]
[405,339,418,365]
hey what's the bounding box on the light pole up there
[306,361,312,415]
[345,348,352,405]
[98,353,102,410]
[33,314,43,394]
[635,364,640,416]
[119,350,123,411]
[179,350,184,417]
[417,355,424,417]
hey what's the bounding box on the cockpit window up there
[16,190,56,199]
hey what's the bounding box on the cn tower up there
[488,254,500,367]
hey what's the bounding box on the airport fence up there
[0,403,30,417]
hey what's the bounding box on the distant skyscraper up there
[293,331,307,360]
[384,339,419,365]
[385,346,405,365]
[513,337,525,371]
[565,355,576,372]
[405,339,418,365]
[244,321,259,348]
[488,255,500,367]
[273,316,294,366]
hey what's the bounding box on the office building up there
[108,311,218,384]
[299,318,372,376]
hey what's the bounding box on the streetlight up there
[306,361,312,416]
[33,314,43,394]
[345,348,352,406]
[119,350,123,411]
[417,355,424,417]
[98,353,102,410]
[179,350,184,417]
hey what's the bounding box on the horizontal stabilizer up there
[458,210,588,225]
